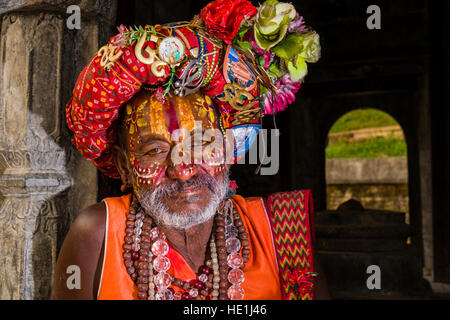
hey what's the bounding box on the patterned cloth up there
[266,190,317,300]
[66,26,258,178]
[65,0,320,177]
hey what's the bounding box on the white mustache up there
[137,170,229,230]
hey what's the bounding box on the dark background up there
[96,0,450,295]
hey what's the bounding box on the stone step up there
[315,210,406,225]
[315,224,413,239]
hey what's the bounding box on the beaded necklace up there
[123,196,250,300]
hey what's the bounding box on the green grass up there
[326,137,407,159]
[326,109,406,159]
[329,109,398,134]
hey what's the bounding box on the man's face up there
[122,90,229,229]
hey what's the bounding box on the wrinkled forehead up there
[124,91,219,142]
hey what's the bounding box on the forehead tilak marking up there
[136,100,149,128]
[147,95,170,141]
[175,96,196,133]
[165,97,180,135]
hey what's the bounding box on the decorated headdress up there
[66,0,321,178]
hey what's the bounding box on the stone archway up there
[325,108,409,221]
[317,108,430,298]
[288,78,435,297]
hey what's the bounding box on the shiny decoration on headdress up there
[134,30,169,79]
[218,83,257,111]
[239,47,276,92]
[231,108,261,126]
[65,0,320,177]
[98,44,123,71]
[231,124,260,158]
[174,59,206,97]
[134,31,158,64]
[223,45,256,92]
[158,37,186,65]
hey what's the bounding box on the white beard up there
[137,172,229,230]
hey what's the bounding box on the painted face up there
[123,90,228,216]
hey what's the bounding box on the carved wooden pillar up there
[0,1,117,299]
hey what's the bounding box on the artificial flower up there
[268,61,287,78]
[271,31,320,81]
[297,31,321,63]
[243,30,275,69]
[262,73,301,114]
[227,180,239,196]
[154,87,166,104]
[272,30,320,61]
[229,180,239,192]
[272,33,305,60]
[110,24,128,48]
[254,0,297,51]
[287,267,318,296]
[200,0,258,44]
[288,13,306,33]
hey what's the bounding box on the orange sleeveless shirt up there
[97,194,282,300]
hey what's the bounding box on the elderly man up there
[51,0,330,300]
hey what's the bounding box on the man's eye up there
[147,148,163,155]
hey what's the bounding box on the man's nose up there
[166,163,198,181]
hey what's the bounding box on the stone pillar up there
[0,0,117,299]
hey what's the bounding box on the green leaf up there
[258,55,266,67]
[259,84,269,96]
[237,26,251,40]
[272,34,304,60]
[287,56,308,82]
[262,0,279,6]
[234,39,252,52]
[268,62,286,78]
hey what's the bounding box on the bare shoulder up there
[50,202,106,300]
[70,202,106,239]
[62,202,106,254]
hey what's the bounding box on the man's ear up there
[112,145,132,189]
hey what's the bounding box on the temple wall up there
[0,0,117,299]
[326,157,409,217]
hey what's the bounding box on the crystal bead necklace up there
[123,196,250,300]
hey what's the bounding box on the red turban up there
[65,0,319,178]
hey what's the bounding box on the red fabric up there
[65,27,227,178]
[65,43,164,177]
[66,2,265,177]
[200,0,257,44]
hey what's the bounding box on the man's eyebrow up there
[138,136,169,145]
